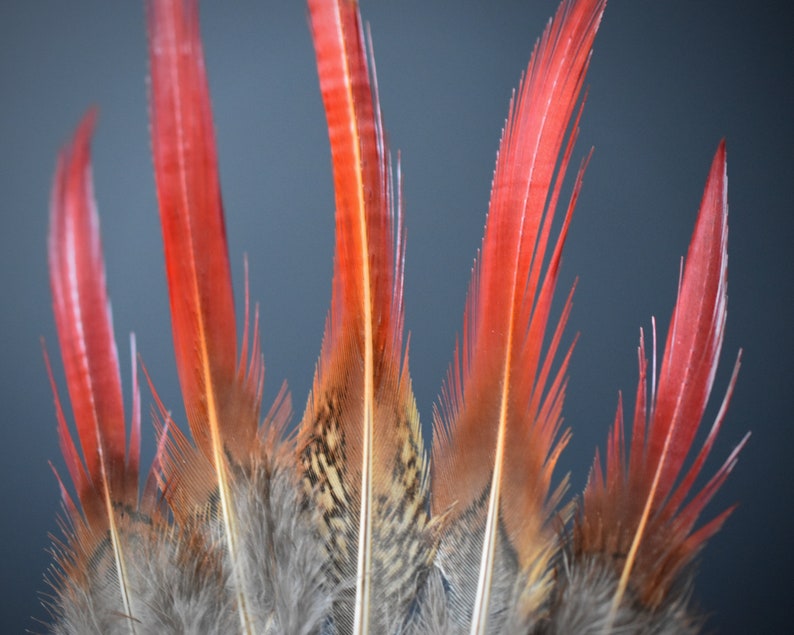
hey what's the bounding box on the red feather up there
[147,3,269,631]
[430,0,605,626]
[578,141,749,611]
[147,0,262,465]
[297,1,432,631]
[47,110,140,524]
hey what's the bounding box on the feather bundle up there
[40,0,745,633]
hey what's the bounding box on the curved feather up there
[47,110,141,632]
[431,1,605,631]
[298,1,433,632]
[147,1,264,632]
[576,142,749,619]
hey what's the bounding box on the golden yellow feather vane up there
[40,0,745,633]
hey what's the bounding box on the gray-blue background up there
[1,1,790,632]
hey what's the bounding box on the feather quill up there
[431,1,605,632]
[298,1,434,632]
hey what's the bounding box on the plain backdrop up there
[1,1,791,632]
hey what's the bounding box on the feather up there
[146,1,334,633]
[430,1,605,631]
[146,0,266,632]
[297,1,434,632]
[45,110,245,635]
[146,0,261,462]
[46,110,142,633]
[568,142,749,629]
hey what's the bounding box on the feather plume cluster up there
[40,0,747,633]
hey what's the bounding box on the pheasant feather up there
[431,1,604,631]
[147,0,262,630]
[46,110,144,634]
[552,142,750,633]
[39,1,746,633]
[297,1,433,632]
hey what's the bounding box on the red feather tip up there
[47,110,142,526]
[147,0,264,465]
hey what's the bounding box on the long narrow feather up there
[46,111,141,633]
[146,1,264,632]
[431,1,605,632]
[568,142,749,631]
[298,1,434,632]
[47,112,136,627]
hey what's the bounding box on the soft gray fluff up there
[433,500,523,635]
[46,470,710,635]
[542,553,704,635]
[230,454,333,634]
[46,452,332,634]
[47,520,238,634]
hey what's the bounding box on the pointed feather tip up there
[576,140,745,617]
[47,108,137,520]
